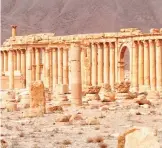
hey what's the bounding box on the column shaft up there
[21,50,26,88]
[35,48,40,80]
[104,42,109,84]
[52,48,58,88]
[4,51,8,72]
[13,51,17,70]
[110,42,115,89]
[156,39,162,91]
[63,48,69,84]
[58,48,63,84]
[17,50,21,71]
[26,47,32,88]
[97,43,103,85]
[81,48,85,88]
[91,43,97,85]
[44,48,50,88]
[143,40,150,88]
[149,40,156,90]
[132,41,138,91]
[70,43,82,106]
[8,50,14,89]
[0,52,4,75]
[32,49,36,81]
[138,41,144,88]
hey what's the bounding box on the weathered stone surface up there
[115,93,130,100]
[85,94,100,101]
[86,117,100,125]
[22,108,44,118]
[84,86,101,94]
[55,115,71,122]
[6,102,17,112]
[100,92,115,102]
[114,81,131,93]
[46,105,63,114]
[124,127,160,148]
[30,81,46,114]
[135,98,151,105]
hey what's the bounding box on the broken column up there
[29,81,46,115]
[70,43,82,106]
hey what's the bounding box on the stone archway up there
[118,46,130,82]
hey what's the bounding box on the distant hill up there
[1,0,162,43]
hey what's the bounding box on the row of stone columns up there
[131,39,162,91]
[0,50,22,73]
[82,42,116,89]
[17,46,69,90]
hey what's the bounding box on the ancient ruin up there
[1,26,162,104]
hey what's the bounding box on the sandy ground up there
[1,99,162,148]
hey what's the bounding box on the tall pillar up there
[149,40,156,91]
[104,42,109,84]
[4,51,8,72]
[81,48,85,88]
[132,41,138,92]
[41,48,45,82]
[70,43,82,106]
[17,50,21,71]
[143,40,150,90]
[155,39,162,91]
[91,43,97,86]
[86,45,91,86]
[0,52,4,75]
[110,42,115,89]
[49,48,52,90]
[35,48,40,80]
[52,48,58,88]
[26,47,32,88]
[32,48,36,81]
[63,48,69,84]
[8,50,14,89]
[58,47,63,84]
[21,50,26,88]
[97,43,103,85]
[138,41,144,90]
[13,51,17,71]
[44,48,50,88]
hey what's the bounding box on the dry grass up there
[99,143,108,148]
[62,139,72,145]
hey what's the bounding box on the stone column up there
[17,50,21,71]
[58,47,63,84]
[155,39,162,91]
[4,51,8,72]
[49,49,52,90]
[91,43,97,86]
[52,48,58,88]
[110,42,115,89]
[138,41,144,90]
[41,48,45,82]
[81,48,85,88]
[0,52,4,75]
[70,43,82,106]
[149,40,156,91]
[86,45,91,86]
[26,47,33,88]
[104,42,110,84]
[11,25,17,37]
[32,48,36,81]
[63,48,69,84]
[35,48,40,80]
[97,43,103,86]
[21,50,26,88]
[8,50,14,89]
[13,51,17,71]
[132,41,138,92]
[143,40,150,89]
[44,48,50,88]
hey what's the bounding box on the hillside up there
[1,0,162,43]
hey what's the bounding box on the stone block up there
[30,81,46,114]
[55,84,69,94]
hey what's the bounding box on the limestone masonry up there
[0,26,162,105]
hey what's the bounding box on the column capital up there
[143,40,149,47]
[155,39,162,47]
[109,42,115,49]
